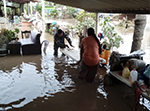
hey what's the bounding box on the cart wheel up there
[104,74,113,86]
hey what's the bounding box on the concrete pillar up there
[42,0,45,21]
[95,13,98,36]
[3,0,7,18]
[30,1,33,15]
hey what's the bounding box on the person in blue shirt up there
[54,29,74,56]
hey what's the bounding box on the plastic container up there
[99,49,110,65]
[130,68,138,83]
[122,63,130,79]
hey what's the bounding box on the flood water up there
[115,15,150,64]
[0,17,150,111]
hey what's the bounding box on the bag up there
[144,65,150,78]
[109,51,124,71]
[109,50,144,71]
[127,58,146,72]
[138,64,150,86]
[122,65,130,78]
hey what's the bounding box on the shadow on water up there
[0,29,149,111]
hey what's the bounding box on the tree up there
[35,2,42,14]
[49,9,58,18]
[130,15,146,52]
[100,16,124,50]
[75,10,96,35]
[65,6,76,18]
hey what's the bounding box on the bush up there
[100,17,124,50]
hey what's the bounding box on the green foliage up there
[76,10,95,23]
[24,4,28,14]
[47,5,76,19]
[0,29,9,45]
[7,30,15,41]
[6,8,11,14]
[0,28,19,45]
[75,10,96,35]
[66,6,76,14]
[14,28,20,38]
[44,1,53,6]
[65,6,76,18]
[15,28,19,34]
[49,9,58,18]
[100,17,124,50]
[35,2,42,14]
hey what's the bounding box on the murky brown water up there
[0,18,150,111]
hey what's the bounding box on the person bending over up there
[54,29,74,56]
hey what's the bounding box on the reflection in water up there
[0,63,42,110]
[0,52,76,110]
[97,83,108,100]
[140,98,150,110]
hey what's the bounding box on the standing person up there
[54,29,74,56]
[78,28,101,82]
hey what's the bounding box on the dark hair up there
[87,27,102,54]
[87,28,95,36]
[57,29,63,34]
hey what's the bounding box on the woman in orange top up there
[78,28,101,82]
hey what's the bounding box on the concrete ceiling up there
[46,0,150,14]
[6,0,150,14]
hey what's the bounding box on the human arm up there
[64,34,74,47]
